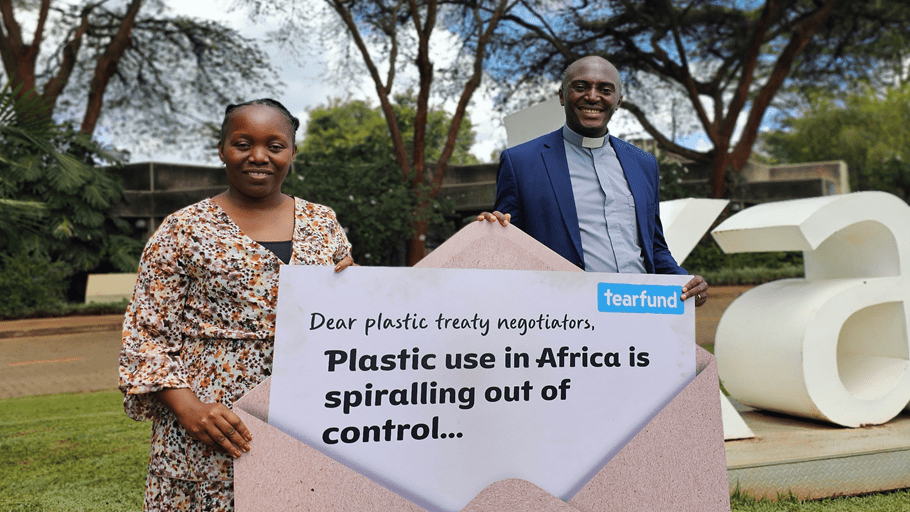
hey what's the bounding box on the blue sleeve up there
[651,200,687,275]
[494,149,524,230]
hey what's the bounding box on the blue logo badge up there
[597,283,684,315]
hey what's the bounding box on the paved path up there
[0,315,124,399]
[695,285,751,347]
[0,286,752,399]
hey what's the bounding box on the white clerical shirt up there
[562,125,646,273]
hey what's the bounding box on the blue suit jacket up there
[494,129,685,275]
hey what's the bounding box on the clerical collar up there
[562,125,608,149]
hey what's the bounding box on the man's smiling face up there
[559,57,623,138]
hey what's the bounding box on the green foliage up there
[287,160,415,265]
[762,84,910,200]
[300,95,479,166]
[658,157,708,200]
[300,100,392,163]
[0,390,149,511]
[0,82,142,309]
[696,265,805,286]
[655,156,804,286]
[4,122,128,272]
[290,98,468,265]
[389,92,479,166]
[683,236,804,285]
[0,249,69,318]
[0,299,128,321]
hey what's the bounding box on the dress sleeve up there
[118,215,193,421]
[328,208,352,264]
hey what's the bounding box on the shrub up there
[0,248,69,318]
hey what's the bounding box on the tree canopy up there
[488,0,910,197]
[0,0,279,158]
[287,97,477,265]
[0,81,143,313]
[300,95,479,166]
[762,84,910,202]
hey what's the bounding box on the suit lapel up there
[611,136,651,266]
[541,130,584,265]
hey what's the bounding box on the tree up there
[0,81,142,314]
[488,0,910,198]
[300,95,479,166]
[287,97,477,265]
[0,0,278,157]
[241,0,515,265]
[762,84,910,201]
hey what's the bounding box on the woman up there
[119,98,353,510]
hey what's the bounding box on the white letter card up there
[270,266,695,512]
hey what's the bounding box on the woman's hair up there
[219,98,301,145]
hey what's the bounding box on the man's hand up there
[476,211,511,226]
[681,275,709,307]
[155,388,252,459]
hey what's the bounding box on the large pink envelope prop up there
[234,222,730,511]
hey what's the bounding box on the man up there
[478,56,708,305]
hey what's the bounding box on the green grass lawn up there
[730,488,910,511]
[1,390,907,511]
[0,390,149,511]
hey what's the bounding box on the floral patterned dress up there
[119,197,351,511]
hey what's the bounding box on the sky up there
[118,0,716,165]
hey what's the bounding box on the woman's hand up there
[334,255,356,272]
[475,211,511,226]
[155,388,252,458]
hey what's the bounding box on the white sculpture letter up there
[712,192,910,427]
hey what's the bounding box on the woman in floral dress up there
[119,99,353,511]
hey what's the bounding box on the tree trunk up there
[710,151,730,199]
[406,218,429,266]
[79,0,143,135]
[0,0,49,110]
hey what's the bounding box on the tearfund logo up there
[597,283,684,315]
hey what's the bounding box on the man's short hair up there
[560,56,624,97]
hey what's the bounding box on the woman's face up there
[218,104,297,202]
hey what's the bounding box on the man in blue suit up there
[479,56,709,305]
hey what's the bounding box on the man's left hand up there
[681,275,708,307]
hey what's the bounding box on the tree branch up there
[729,0,838,170]
[408,0,437,187]
[31,0,50,53]
[720,0,782,140]
[327,0,411,175]
[662,0,716,143]
[622,100,711,163]
[0,0,41,100]
[80,0,144,135]
[430,0,510,197]
[42,5,94,109]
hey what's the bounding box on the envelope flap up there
[235,396,426,512]
[234,376,271,423]
[462,479,581,511]
[569,345,730,512]
[414,222,582,272]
